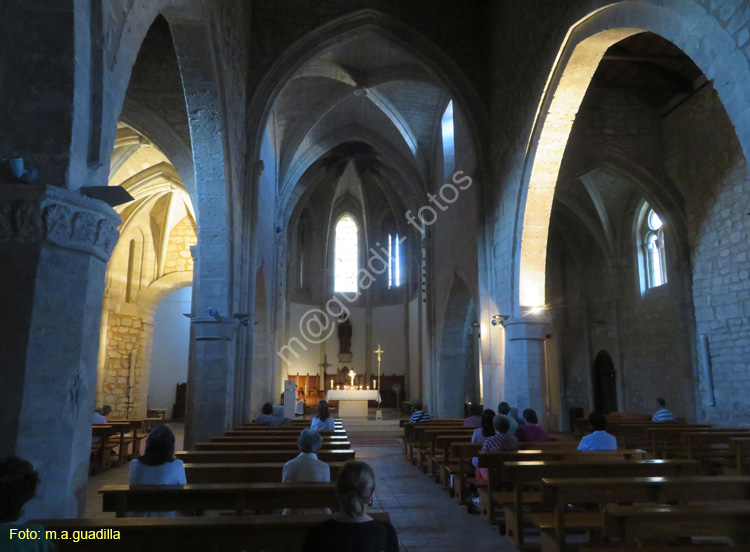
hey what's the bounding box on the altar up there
[326,389,380,418]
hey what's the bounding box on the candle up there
[337,385,340,390]
[366,386,369,390]
[330,379,333,389]
[372,379,376,389]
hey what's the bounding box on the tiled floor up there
[84,413,515,551]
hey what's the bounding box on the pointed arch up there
[514,1,750,312]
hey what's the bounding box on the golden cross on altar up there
[374,344,384,362]
[348,369,356,387]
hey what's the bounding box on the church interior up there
[2,0,750,550]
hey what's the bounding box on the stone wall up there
[663,85,750,426]
[165,216,197,274]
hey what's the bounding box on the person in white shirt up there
[577,411,618,451]
[282,429,331,515]
[282,429,331,483]
[93,405,111,424]
[311,401,336,431]
[130,425,186,486]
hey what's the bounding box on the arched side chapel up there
[0,0,749,520]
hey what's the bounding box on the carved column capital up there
[0,183,121,262]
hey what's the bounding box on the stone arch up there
[435,276,475,418]
[514,1,750,313]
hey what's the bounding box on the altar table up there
[326,390,381,418]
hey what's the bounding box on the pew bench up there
[602,502,750,548]
[100,482,337,517]
[196,440,352,451]
[499,459,698,548]
[176,449,355,464]
[184,462,345,484]
[90,425,118,474]
[215,434,348,441]
[31,513,390,552]
[534,475,750,552]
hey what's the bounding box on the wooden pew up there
[215,434,348,442]
[499,459,697,548]
[90,425,117,473]
[105,420,144,464]
[227,429,347,437]
[732,437,750,474]
[409,425,473,467]
[476,450,648,526]
[401,420,465,458]
[602,502,750,548]
[430,433,475,488]
[185,462,345,484]
[647,425,712,458]
[616,420,692,452]
[447,442,483,504]
[684,430,750,472]
[195,440,351,451]
[31,513,391,552]
[100,482,337,517]
[537,475,750,552]
[176,449,355,464]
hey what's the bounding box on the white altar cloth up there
[326,390,380,418]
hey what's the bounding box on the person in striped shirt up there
[409,401,432,423]
[480,415,520,453]
[652,397,676,422]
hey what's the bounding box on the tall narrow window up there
[441,100,455,181]
[126,239,136,303]
[334,215,358,293]
[640,206,667,290]
[388,234,402,289]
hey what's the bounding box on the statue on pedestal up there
[337,315,353,362]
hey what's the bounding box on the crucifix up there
[348,368,356,387]
[374,344,384,405]
[319,354,331,388]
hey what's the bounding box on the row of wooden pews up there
[402,415,750,550]
[35,419,393,551]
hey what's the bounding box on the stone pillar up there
[184,317,240,449]
[503,317,550,419]
[0,183,119,519]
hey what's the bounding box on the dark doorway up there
[593,350,618,413]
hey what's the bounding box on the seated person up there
[471,409,496,444]
[129,425,186,486]
[255,402,273,424]
[282,429,331,515]
[509,406,525,427]
[271,405,292,427]
[93,404,111,424]
[409,400,431,423]
[311,400,336,431]
[0,456,54,551]
[463,403,483,428]
[515,408,549,442]
[496,402,518,435]
[474,415,520,479]
[578,411,618,451]
[283,429,331,482]
[652,397,676,422]
[303,460,398,552]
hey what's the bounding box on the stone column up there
[0,183,119,519]
[503,317,550,419]
[184,317,240,449]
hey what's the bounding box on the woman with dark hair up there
[1,456,54,551]
[515,408,549,442]
[471,409,496,444]
[129,425,186,486]
[256,402,274,424]
[303,460,398,552]
[311,400,335,431]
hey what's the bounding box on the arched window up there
[388,233,402,289]
[334,215,358,293]
[639,205,667,290]
[441,100,455,181]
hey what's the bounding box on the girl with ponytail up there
[302,460,399,551]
